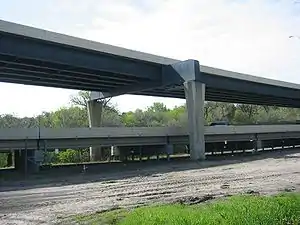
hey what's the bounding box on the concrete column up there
[255,139,262,152]
[14,150,21,171]
[165,144,174,161]
[27,150,41,173]
[7,151,13,167]
[87,100,103,161]
[14,149,41,173]
[184,81,206,160]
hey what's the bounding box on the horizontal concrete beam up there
[1,125,300,140]
[0,128,38,140]
[0,125,299,150]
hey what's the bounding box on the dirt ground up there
[0,149,299,225]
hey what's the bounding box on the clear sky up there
[1,0,300,117]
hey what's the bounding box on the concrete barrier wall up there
[0,128,38,140]
[0,125,299,150]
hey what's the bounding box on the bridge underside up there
[1,20,300,107]
[1,20,300,165]
[1,53,299,107]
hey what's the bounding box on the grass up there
[68,192,300,225]
[71,209,128,225]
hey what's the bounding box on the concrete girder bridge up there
[1,19,300,167]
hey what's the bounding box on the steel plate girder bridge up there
[1,19,300,162]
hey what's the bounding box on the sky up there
[0,0,300,117]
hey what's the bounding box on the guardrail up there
[0,125,300,150]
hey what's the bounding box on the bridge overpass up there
[1,125,300,173]
[1,125,300,150]
[1,19,300,162]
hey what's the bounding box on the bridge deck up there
[1,20,300,107]
[0,125,299,150]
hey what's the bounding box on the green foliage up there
[71,193,300,225]
[49,107,89,128]
[0,153,8,168]
[43,151,59,164]
[0,114,37,128]
[70,90,91,108]
[102,108,123,127]
[43,149,90,165]
[73,209,128,225]
[1,90,300,130]
[57,149,81,163]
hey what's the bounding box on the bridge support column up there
[254,139,262,153]
[14,150,22,171]
[184,81,206,160]
[7,151,13,167]
[163,59,205,160]
[87,100,103,161]
[14,149,41,174]
[165,144,174,161]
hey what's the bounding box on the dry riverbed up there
[0,150,299,225]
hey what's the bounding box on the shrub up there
[0,153,8,168]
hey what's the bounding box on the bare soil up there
[0,150,299,225]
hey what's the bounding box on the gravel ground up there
[0,149,299,225]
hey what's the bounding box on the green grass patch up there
[69,193,300,225]
[71,209,128,225]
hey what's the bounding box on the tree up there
[0,153,8,168]
[233,104,260,124]
[147,102,169,113]
[50,107,89,128]
[70,91,112,109]
[70,91,90,108]
[1,95,300,131]
[0,114,22,128]
[70,91,117,127]
[203,102,236,124]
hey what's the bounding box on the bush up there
[57,149,81,164]
[42,149,90,165]
[79,149,90,162]
[43,151,59,164]
[0,153,8,168]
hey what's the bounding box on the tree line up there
[1,91,300,168]
[0,91,300,129]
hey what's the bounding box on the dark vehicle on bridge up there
[209,121,229,126]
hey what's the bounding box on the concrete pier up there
[184,81,206,160]
[87,100,104,161]
[14,149,41,174]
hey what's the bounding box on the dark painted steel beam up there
[135,87,300,107]
[1,19,300,108]
[0,67,136,87]
[0,61,142,85]
[0,77,113,92]
[0,71,121,89]
[0,33,162,81]
[134,91,300,107]
[0,55,150,83]
[202,72,300,99]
